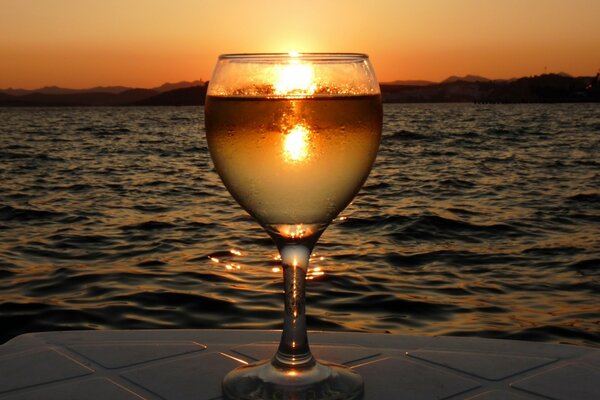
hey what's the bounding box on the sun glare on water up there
[283,124,310,162]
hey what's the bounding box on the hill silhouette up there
[0,89,158,106]
[132,86,206,106]
[382,79,435,86]
[0,74,598,106]
[381,73,599,103]
[0,80,203,96]
[442,74,491,84]
[0,85,132,96]
[152,80,204,93]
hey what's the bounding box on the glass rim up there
[218,52,370,61]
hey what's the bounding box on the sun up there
[273,60,316,96]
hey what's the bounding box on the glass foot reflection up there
[222,359,364,400]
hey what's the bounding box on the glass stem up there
[273,244,315,369]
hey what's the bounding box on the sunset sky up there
[1,0,599,89]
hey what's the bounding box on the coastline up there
[1,74,599,106]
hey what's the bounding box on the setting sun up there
[274,62,316,96]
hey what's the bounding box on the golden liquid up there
[205,95,382,239]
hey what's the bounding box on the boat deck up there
[0,330,599,399]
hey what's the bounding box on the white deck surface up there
[0,330,599,399]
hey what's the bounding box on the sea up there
[1,104,599,347]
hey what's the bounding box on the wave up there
[133,204,173,213]
[567,193,600,203]
[328,293,466,317]
[439,178,476,189]
[121,220,177,231]
[0,205,65,222]
[341,213,526,242]
[385,250,522,268]
[389,130,429,141]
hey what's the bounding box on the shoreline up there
[1,73,599,106]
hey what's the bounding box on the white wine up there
[205,95,382,240]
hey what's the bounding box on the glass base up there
[222,359,364,400]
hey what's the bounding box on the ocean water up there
[1,104,599,347]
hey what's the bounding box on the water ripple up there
[0,104,599,347]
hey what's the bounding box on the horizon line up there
[2,71,598,92]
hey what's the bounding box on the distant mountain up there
[381,73,599,103]
[0,85,207,107]
[1,75,598,106]
[113,89,161,104]
[0,88,32,96]
[0,92,33,106]
[37,85,133,95]
[0,81,203,96]
[0,88,158,106]
[557,72,573,78]
[442,75,491,83]
[0,85,133,95]
[132,85,207,106]
[152,80,204,93]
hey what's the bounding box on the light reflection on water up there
[0,104,599,347]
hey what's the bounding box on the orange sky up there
[1,0,599,89]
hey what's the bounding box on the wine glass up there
[205,53,382,400]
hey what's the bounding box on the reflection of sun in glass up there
[274,62,316,96]
[273,223,313,239]
[283,125,310,162]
